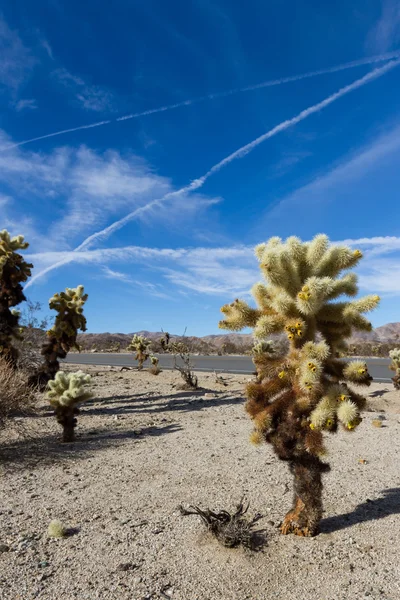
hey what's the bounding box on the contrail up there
[24,58,400,289]
[4,50,400,152]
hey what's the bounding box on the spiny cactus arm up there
[219,299,262,331]
[251,283,272,310]
[268,288,299,317]
[342,360,372,385]
[296,277,336,316]
[252,314,286,338]
[324,273,358,300]
[314,246,363,278]
[305,234,330,266]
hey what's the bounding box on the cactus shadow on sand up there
[321,487,400,533]
[0,423,181,471]
[82,391,244,417]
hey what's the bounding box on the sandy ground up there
[0,366,399,600]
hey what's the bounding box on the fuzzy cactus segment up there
[219,234,379,537]
[46,371,92,442]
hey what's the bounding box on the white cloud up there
[14,98,37,111]
[0,17,36,94]
[268,124,400,217]
[41,39,53,60]
[0,129,220,251]
[23,238,400,300]
[74,59,400,253]
[368,0,400,52]
[53,67,114,112]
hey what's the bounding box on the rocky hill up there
[75,323,400,352]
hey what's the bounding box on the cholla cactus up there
[0,230,32,365]
[389,348,400,389]
[219,235,379,537]
[149,355,161,375]
[46,370,92,442]
[127,334,151,369]
[31,286,88,388]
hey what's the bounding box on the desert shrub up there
[161,332,198,389]
[180,499,264,549]
[0,357,37,430]
[46,371,93,442]
[30,286,88,389]
[389,348,400,389]
[127,334,151,369]
[219,235,379,537]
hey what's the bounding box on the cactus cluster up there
[220,235,379,536]
[46,370,93,442]
[389,348,400,389]
[0,230,32,365]
[32,286,88,388]
[127,334,151,369]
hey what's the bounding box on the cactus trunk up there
[281,455,327,536]
[62,413,75,443]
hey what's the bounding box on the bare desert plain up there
[0,366,399,600]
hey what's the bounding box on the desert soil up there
[0,366,399,600]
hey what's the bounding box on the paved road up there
[63,353,393,383]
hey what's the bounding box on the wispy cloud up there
[67,58,400,256]
[268,124,400,217]
[0,16,36,95]
[0,128,219,258]
[368,0,400,52]
[53,67,114,112]
[40,39,53,60]
[3,50,400,150]
[14,98,37,111]
[24,237,400,298]
[101,266,170,298]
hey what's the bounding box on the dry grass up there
[0,357,37,429]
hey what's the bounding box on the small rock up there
[0,544,10,553]
[117,562,137,572]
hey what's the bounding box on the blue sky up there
[1,0,400,335]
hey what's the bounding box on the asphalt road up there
[63,353,393,383]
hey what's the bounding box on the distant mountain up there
[76,323,400,351]
[375,323,400,342]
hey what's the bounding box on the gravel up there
[0,367,399,600]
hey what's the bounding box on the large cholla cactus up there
[389,348,400,389]
[0,230,32,365]
[32,286,88,388]
[219,235,379,537]
[46,371,93,442]
[127,334,151,369]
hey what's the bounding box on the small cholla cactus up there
[149,355,161,375]
[127,334,151,369]
[46,371,93,442]
[219,235,379,537]
[0,230,32,366]
[31,286,88,388]
[47,519,67,538]
[389,348,400,389]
